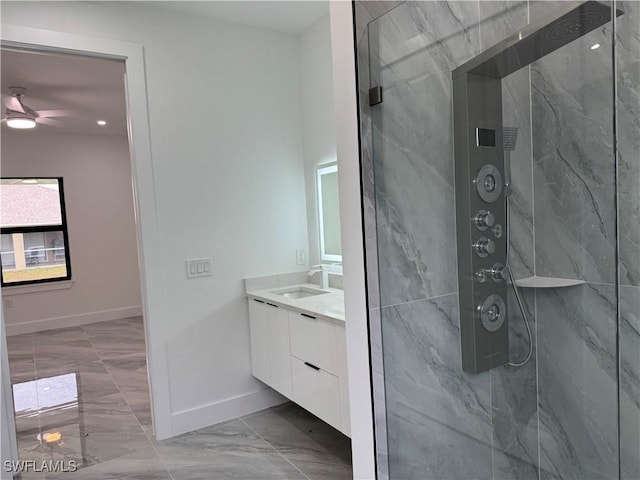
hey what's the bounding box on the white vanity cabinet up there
[247,296,349,436]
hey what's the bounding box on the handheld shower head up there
[503,126,518,152]
[502,126,518,195]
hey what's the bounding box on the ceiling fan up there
[2,86,69,129]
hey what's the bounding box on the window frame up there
[316,162,342,263]
[1,177,72,287]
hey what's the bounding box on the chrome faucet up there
[308,264,330,289]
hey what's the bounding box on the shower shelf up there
[513,276,586,289]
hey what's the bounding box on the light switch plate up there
[296,249,305,265]
[186,258,213,279]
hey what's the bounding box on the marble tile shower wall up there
[617,2,640,478]
[616,0,640,289]
[480,5,539,478]
[367,0,490,473]
[527,1,623,478]
[355,1,640,479]
[359,2,540,478]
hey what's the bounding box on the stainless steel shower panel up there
[454,73,509,373]
[453,1,619,374]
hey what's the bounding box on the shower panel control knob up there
[473,237,495,258]
[489,263,507,283]
[478,294,506,332]
[475,270,488,283]
[474,165,503,203]
[473,210,495,231]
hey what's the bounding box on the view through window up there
[0,178,71,286]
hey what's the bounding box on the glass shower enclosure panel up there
[359,1,623,479]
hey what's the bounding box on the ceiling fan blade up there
[2,95,24,113]
[36,109,73,118]
[37,117,62,126]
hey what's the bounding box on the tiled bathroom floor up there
[6,318,352,480]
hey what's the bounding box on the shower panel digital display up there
[452,1,619,373]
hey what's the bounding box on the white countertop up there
[246,283,345,323]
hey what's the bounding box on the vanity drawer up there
[289,311,338,375]
[291,356,341,431]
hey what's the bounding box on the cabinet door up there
[291,357,341,431]
[248,299,270,384]
[267,305,292,398]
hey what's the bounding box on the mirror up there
[317,162,342,262]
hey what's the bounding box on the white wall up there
[299,14,337,267]
[2,132,142,335]
[0,2,309,436]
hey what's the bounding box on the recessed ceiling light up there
[591,43,600,50]
[97,120,107,126]
[21,179,38,184]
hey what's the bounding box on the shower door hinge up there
[369,86,382,106]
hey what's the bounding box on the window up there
[0,178,71,286]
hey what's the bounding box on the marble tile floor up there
[6,318,352,480]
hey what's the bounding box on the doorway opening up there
[1,47,153,473]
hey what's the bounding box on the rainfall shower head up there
[503,127,518,152]
[453,1,622,80]
[543,2,610,46]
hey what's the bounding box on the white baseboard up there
[168,388,288,439]
[5,306,143,336]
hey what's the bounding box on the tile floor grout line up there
[81,322,146,420]
[140,424,177,480]
[82,325,133,406]
[82,323,156,432]
[130,390,176,480]
[80,322,176,480]
[22,331,67,480]
[81,323,170,478]
[238,416,313,480]
[31,333,45,480]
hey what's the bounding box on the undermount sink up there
[271,286,329,299]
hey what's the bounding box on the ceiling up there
[1,49,128,136]
[0,2,328,137]
[143,1,329,34]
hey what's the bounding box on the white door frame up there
[0,24,173,442]
[329,3,376,479]
[1,306,18,480]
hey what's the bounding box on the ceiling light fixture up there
[97,120,106,126]
[591,43,601,50]
[21,179,38,184]
[6,111,36,129]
